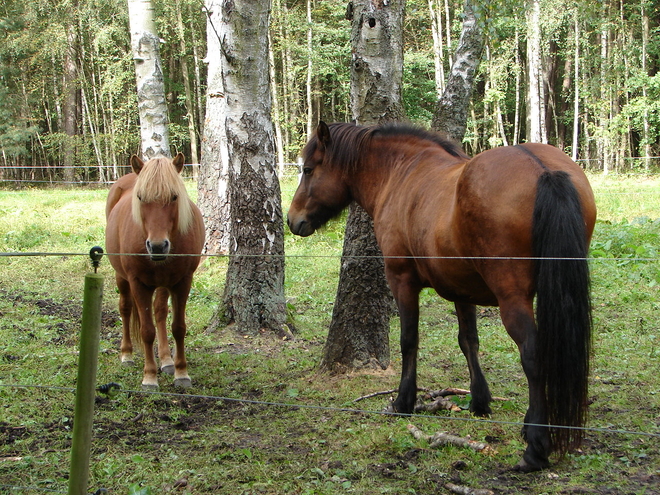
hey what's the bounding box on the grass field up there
[0,172,659,494]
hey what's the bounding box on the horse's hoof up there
[141,383,159,392]
[174,377,192,389]
[161,364,175,375]
[512,458,547,473]
[121,359,135,367]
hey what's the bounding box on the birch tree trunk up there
[63,22,78,182]
[320,0,406,373]
[175,0,199,173]
[526,0,543,143]
[306,0,314,140]
[127,0,171,159]
[197,0,231,255]
[429,0,445,96]
[641,2,650,166]
[599,1,610,174]
[431,0,484,143]
[200,0,287,336]
[571,10,580,162]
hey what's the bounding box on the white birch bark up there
[197,0,231,254]
[201,0,287,334]
[127,0,171,159]
[526,0,543,143]
[429,0,445,96]
[571,11,580,162]
[431,0,484,142]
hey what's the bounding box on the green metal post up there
[68,249,104,495]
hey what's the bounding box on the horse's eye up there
[137,194,142,202]
[303,167,312,176]
[172,194,178,201]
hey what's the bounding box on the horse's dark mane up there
[305,122,468,173]
[374,123,468,159]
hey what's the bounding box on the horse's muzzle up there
[146,239,170,261]
[287,215,315,237]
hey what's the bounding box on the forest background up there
[0,0,659,181]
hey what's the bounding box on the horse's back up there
[455,144,595,256]
[106,173,137,219]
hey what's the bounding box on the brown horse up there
[287,122,596,471]
[105,153,205,390]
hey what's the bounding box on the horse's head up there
[287,122,352,237]
[131,153,193,261]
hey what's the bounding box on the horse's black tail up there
[532,170,592,455]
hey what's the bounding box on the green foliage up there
[403,51,437,126]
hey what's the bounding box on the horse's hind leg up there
[455,302,492,416]
[154,287,175,375]
[500,300,551,472]
[116,275,134,366]
[169,278,193,389]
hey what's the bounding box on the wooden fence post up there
[68,248,104,495]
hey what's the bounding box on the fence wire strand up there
[1,250,660,263]
[1,383,658,440]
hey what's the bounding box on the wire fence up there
[1,245,659,492]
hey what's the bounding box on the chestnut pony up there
[105,153,204,390]
[287,122,596,471]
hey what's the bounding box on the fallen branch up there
[444,482,494,495]
[414,396,462,413]
[354,387,431,403]
[407,424,490,452]
[424,387,471,399]
[423,388,509,402]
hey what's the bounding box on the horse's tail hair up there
[532,170,592,455]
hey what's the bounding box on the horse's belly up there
[421,262,499,307]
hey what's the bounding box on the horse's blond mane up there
[131,157,194,233]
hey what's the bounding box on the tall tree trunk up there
[429,0,445,96]
[268,28,285,172]
[306,0,314,140]
[127,0,171,159]
[431,0,484,143]
[513,21,521,146]
[526,0,543,143]
[571,10,580,162]
[201,0,287,336]
[63,21,78,182]
[320,0,407,373]
[175,0,199,174]
[599,0,610,174]
[198,0,231,255]
[641,1,650,165]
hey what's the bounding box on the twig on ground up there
[354,387,431,402]
[407,424,491,452]
[414,396,462,413]
[423,388,509,402]
[444,482,494,495]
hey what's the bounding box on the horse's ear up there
[316,121,331,151]
[172,152,186,173]
[131,155,144,175]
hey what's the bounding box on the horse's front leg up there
[130,282,159,390]
[455,302,492,416]
[154,287,175,375]
[169,277,193,388]
[116,275,135,366]
[390,278,421,414]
